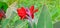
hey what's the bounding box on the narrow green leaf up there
[14,20,28,28]
[28,22,32,28]
[53,21,60,28]
[28,22,37,28]
[2,19,10,28]
[37,4,52,28]
[33,23,37,28]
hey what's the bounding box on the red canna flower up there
[17,5,38,20]
[0,12,3,19]
[17,7,27,20]
[0,10,5,19]
[30,5,38,19]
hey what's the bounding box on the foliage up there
[0,0,60,28]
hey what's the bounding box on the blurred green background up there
[0,0,60,28]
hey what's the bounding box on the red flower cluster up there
[17,5,38,20]
[0,10,5,19]
[0,12,3,19]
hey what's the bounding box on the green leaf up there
[28,22,37,28]
[33,23,37,28]
[28,22,32,28]
[53,21,60,28]
[37,4,52,28]
[2,19,10,28]
[14,20,28,28]
[0,1,8,12]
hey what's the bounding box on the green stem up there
[0,19,2,28]
[0,19,1,25]
[27,16,33,28]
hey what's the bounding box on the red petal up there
[30,5,34,11]
[17,7,26,12]
[31,14,34,19]
[30,5,34,14]
[33,9,38,13]
[29,5,35,19]
[20,16,25,20]
[31,9,38,19]
[17,7,27,19]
